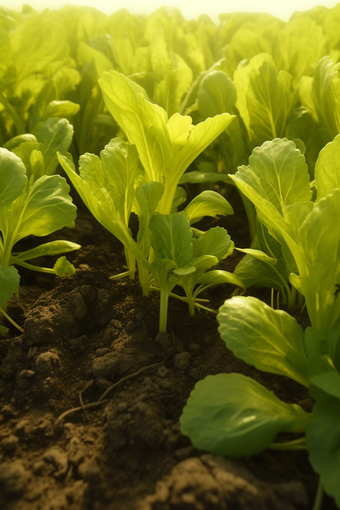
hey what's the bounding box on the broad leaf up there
[11,241,81,262]
[307,393,340,507]
[0,266,20,308]
[150,212,193,270]
[180,373,311,457]
[290,190,340,330]
[218,296,309,387]
[10,175,77,242]
[315,134,340,199]
[233,53,293,148]
[99,70,170,183]
[0,149,27,208]
[184,190,233,225]
[197,70,236,118]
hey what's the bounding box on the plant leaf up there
[184,190,233,224]
[180,373,311,457]
[0,267,20,308]
[0,149,27,208]
[307,393,340,508]
[315,133,340,199]
[218,296,309,387]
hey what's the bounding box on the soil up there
[0,187,337,510]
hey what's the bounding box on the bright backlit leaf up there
[218,296,309,387]
[180,373,311,457]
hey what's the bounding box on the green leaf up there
[11,241,81,262]
[236,248,277,266]
[97,138,141,225]
[10,175,77,242]
[166,113,234,196]
[99,70,171,183]
[307,393,340,507]
[315,133,340,199]
[45,100,80,118]
[197,70,236,118]
[193,226,233,261]
[53,256,76,277]
[233,54,293,148]
[3,134,37,151]
[273,17,327,83]
[150,212,193,270]
[180,373,310,457]
[0,266,20,308]
[179,170,227,185]
[234,217,289,296]
[0,149,27,208]
[311,56,340,138]
[230,138,311,274]
[57,153,149,271]
[197,269,245,290]
[218,296,309,387]
[305,325,340,377]
[290,190,340,330]
[310,372,340,400]
[184,190,233,225]
[153,54,193,116]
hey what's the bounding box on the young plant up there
[0,148,79,332]
[98,69,235,215]
[180,295,340,510]
[230,136,340,327]
[146,211,242,332]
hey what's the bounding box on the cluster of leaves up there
[180,135,340,509]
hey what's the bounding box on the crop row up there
[1,3,340,509]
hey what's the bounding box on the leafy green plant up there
[145,211,243,332]
[180,295,340,509]
[59,73,235,289]
[0,148,79,332]
[230,136,340,325]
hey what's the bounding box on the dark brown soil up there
[0,189,337,510]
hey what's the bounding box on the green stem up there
[0,306,24,333]
[149,286,218,315]
[124,248,136,280]
[109,268,136,280]
[268,437,307,451]
[312,478,324,510]
[159,287,170,333]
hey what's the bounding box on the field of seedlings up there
[1,3,340,509]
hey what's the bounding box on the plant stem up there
[109,268,136,280]
[0,307,24,333]
[149,286,218,315]
[159,287,169,333]
[312,478,324,510]
[268,437,307,450]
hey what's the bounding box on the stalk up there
[158,286,170,333]
[0,307,24,333]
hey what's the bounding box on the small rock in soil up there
[157,365,169,378]
[67,437,85,466]
[0,460,28,495]
[69,292,88,319]
[174,352,191,370]
[35,351,61,376]
[1,434,19,454]
[92,352,136,380]
[79,285,97,304]
[43,446,68,477]
[155,332,170,349]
